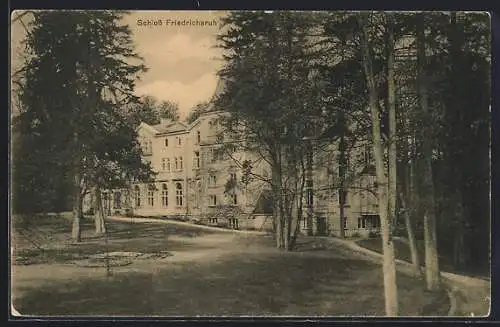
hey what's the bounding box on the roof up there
[150,121,188,134]
[138,77,228,136]
[252,190,274,215]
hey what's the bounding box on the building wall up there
[120,112,268,221]
[97,110,380,237]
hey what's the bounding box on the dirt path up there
[107,215,268,235]
[11,230,273,307]
[13,216,478,317]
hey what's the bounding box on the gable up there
[137,122,159,137]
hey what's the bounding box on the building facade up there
[94,81,380,237]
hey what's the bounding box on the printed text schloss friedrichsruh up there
[137,19,218,27]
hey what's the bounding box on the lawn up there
[356,238,490,279]
[11,214,449,317]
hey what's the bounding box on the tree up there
[358,12,399,316]
[127,95,160,127]
[216,11,321,250]
[14,10,153,242]
[185,101,210,124]
[415,13,440,291]
[158,100,180,121]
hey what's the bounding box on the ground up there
[356,238,490,316]
[12,214,450,317]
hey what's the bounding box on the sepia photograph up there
[9,10,491,318]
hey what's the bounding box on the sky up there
[10,10,229,119]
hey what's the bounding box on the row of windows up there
[144,131,203,155]
[209,194,238,206]
[134,183,184,208]
[164,136,183,147]
[300,215,381,230]
[159,152,202,172]
[161,157,184,172]
[131,184,238,208]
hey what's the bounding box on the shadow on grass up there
[14,250,448,317]
[356,238,489,279]
[13,218,219,265]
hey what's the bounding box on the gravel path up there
[326,236,490,317]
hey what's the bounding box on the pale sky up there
[11,10,229,119]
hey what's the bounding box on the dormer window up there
[165,138,168,147]
[197,131,201,144]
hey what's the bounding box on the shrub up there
[351,232,361,238]
[190,217,202,224]
[368,231,380,238]
[124,209,133,217]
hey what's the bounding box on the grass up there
[12,214,216,265]
[356,238,489,279]
[12,214,449,316]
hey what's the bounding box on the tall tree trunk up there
[290,157,307,250]
[272,164,284,249]
[306,146,314,236]
[387,19,398,236]
[417,14,440,291]
[338,134,347,238]
[72,170,82,243]
[359,14,399,316]
[94,186,106,235]
[339,190,347,238]
[401,161,421,277]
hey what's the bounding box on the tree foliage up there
[13,11,154,240]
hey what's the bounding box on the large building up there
[95,81,381,237]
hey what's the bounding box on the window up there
[229,172,237,181]
[193,151,200,169]
[142,140,152,154]
[176,136,182,147]
[134,186,141,208]
[114,191,121,209]
[161,183,168,207]
[166,158,171,172]
[147,185,155,207]
[209,195,217,206]
[230,193,238,205]
[174,157,183,171]
[165,138,169,147]
[197,130,201,144]
[175,182,184,206]
[209,174,217,186]
[357,215,380,229]
[161,158,167,171]
[344,217,348,230]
